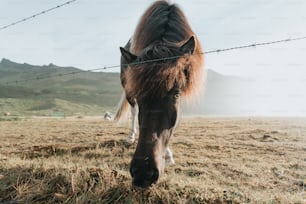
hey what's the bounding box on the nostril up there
[130,167,138,178]
[152,169,159,181]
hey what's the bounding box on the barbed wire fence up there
[0,1,306,118]
[3,35,306,85]
[1,0,306,86]
[0,0,77,31]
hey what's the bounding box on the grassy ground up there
[0,117,305,203]
[0,98,117,117]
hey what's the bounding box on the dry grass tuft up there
[0,117,305,203]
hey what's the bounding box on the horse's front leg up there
[127,104,138,144]
[165,147,175,166]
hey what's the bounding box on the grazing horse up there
[115,0,204,189]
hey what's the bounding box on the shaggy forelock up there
[123,0,204,103]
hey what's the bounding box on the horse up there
[115,0,204,189]
[104,112,112,121]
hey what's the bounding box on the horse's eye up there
[174,93,180,99]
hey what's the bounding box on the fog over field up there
[185,70,306,116]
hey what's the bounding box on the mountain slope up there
[0,58,122,116]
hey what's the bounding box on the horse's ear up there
[120,47,137,64]
[180,36,195,55]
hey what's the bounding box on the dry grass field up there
[0,117,305,203]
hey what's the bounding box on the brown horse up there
[115,0,204,189]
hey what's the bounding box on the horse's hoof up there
[126,134,135,144]
[126,139,135,145]
[165,157,175,166]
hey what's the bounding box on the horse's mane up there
[126,0,204,102]
[131,1,193,54]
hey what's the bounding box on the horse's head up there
[120,36,196,189]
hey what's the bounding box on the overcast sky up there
[1,0,306,115]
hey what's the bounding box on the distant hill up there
[0,58,122,116]
[0,58,255,116]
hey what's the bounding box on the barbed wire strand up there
[0,0,77,31]
[3,35,306,85]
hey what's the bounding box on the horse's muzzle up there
[130,167,159,189]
